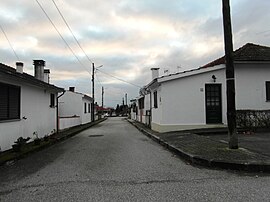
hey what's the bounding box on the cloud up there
[0,0,269,107]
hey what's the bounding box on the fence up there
[236,110,270,130]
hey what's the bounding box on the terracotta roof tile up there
[201,43,270,68]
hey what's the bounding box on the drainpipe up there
[56,91,65,133]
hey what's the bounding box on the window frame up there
[88,103,91,113]
[84,102,87,113]
[153,91,158,108]
[138,97,144,109]
[266,81,270,101]
[50,93,55,108]
[0,82,21,121]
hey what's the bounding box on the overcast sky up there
[1,0,269,107]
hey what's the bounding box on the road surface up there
[0,117,269,201]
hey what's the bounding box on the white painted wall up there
[82,97,92,124]
[58,91,93,129]
[59,91,82,121]
[59,116,80,130]
[150,62,270,132]
[160,68,226,126]
[235,63,270,110]
[151,85,163,125]
[0,78,58,151]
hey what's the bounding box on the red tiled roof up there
[201,43,270,68]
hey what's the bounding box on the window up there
[266,81,270,101]
[88,103,91,113]
[84,103,87,113]
[138,97,144,109]
[153,91,158,108]
[50,93,55,107]
[0,82,20,120]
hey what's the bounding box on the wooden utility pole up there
[102,86,104,115]
[92,63,95,122]
[222,0,238,149]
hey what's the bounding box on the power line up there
[35,0,91,75]
[51,0,93,64]
[96,68,142,88]
[0,25,20,61]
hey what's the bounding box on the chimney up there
[69,87,75,92]
[151,68,160,80]
[16,62,23,74]
[44,69,50,83]
[33,60,45,81]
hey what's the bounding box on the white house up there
[58,87,93,130]
[138,43,270,132]
[0,60,64,151]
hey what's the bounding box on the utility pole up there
[222,0,238,149]
[92,63,95,122]
[125,93,128,116]
[102,86,104,115]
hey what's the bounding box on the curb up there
[127,119,270,173]
[0,118,107,166]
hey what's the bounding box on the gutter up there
[56,91,65,133]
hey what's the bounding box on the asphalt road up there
[0,117,269,202]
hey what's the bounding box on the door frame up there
[205,83,222,124]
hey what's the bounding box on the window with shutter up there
[266,81,270,101]
[50,93,55,107]
[0,82,20,120]
[153,91,158,108]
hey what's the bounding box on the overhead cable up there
[35,0,91,75]
[51,0,94,64]
[96,68,142,88]
[0,25,20,61]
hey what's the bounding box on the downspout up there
[56,91,65,133]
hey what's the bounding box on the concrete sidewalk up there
[127,119,270,172]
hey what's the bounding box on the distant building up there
[133,43,270,132]
[58,87,93,130]
[0,60,64,151]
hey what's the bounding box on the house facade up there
[58,87,93,130]
[0,60,64,151]
[136,43,270,132]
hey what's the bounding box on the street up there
[0,117,269,201]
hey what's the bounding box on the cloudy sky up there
[0,0,269,107]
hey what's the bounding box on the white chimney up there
[33,60,45,81]
[16,62,23,74]
[44,69,50,83]
[151,68,160,80]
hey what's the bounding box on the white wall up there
[235,63,270,110]
[59,91,93,129]
[0,78,58,151]
[151,85,163,125]
[59,116,80,130]
[59,91,82,121]
[81,97,92,124]
[160,68,227,126]
[150,62,270,132]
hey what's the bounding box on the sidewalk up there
[127,119,270,172]
[0,118,107,166]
